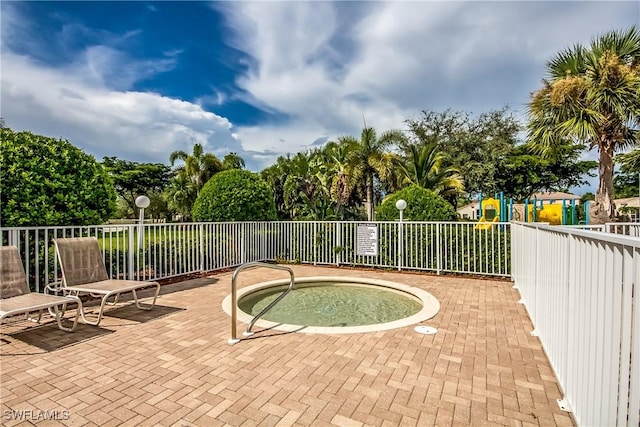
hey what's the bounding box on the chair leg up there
[45,286,67,317]
[53,298,82,332]
[47,305,67,318]
[132,283,161,310]
[26,310,44,323]
[78,294,114,326]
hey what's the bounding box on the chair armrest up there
[45,281,64,296]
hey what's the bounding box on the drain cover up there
[415,325,437,335]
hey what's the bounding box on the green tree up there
[222,152,246,170]
[282,152,317,219]
[617,149,640,173]
[322,141,357,220]
[399,143,464,202]
[340,127,406,220]
[281,151,336,220]
[1,127,116,226]
[527,27,640,221]
[192,169,277,222]
[261,150,349,221]
[408,108,521,202]
[494,143,596,201]
[164,174,197,220]
[614,149,640,198]
[169,143,223,193]
[102,157,171,215]
[169,143,223,218]
[376,185,457,221]
[405,108,520,199]
[581,192,596,203]
[261,156,293,220]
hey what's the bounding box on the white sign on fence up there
[356,223,379,256]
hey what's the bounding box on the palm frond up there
[547,44,587,78]
[169,150,189,165]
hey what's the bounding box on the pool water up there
[238,282,423,327]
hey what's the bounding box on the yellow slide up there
[475,197,501,230]
[474,215,499,230]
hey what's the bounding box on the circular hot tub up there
[222,276,440,334]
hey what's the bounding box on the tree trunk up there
[593,141,616,223]
[365,174,374,221]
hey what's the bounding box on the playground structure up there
[474,196,504,230]
[474,192,581,229]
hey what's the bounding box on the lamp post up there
[396,199,407,271]
[396,199,407,222]
[135,195,150,250]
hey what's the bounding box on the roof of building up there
[456,201,480,212]
[530,191,581,201]
[614,197,640,208]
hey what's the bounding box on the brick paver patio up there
[0,265,574,426]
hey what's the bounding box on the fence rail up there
[606,222,640,237]
[1,221,512,292]
[511,222,639,427]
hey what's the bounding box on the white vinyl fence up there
[511,222,640,427]
[1,221,511,292]
[607,222,640,237]
[565,222,640,237]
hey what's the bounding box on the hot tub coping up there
[221,276,440,335]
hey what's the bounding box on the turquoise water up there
[238,282,422,327]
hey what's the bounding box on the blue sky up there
[2,1,639,192]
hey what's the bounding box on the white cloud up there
[220,1,638,189]
[1,51,241,165]
[2,0,638,190]
[0,2,245,166]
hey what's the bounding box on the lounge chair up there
[0,246,81,332]
[53,237,160,326]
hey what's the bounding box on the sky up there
[1,1,639,193]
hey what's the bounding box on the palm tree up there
[320,141,354,219]
[339,127,406,220]
[164,174,196,220]
[222,152,246,170]
[282,151,325,219]
[617,148,640,172]
[169,143,223,193]
[400,143,465,201]
[261,157,291,219]
[527,26,640,221]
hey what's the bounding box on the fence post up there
[313,222,318,266]
[336,222,341,266]
[397,220,402,271]
[240,223,246,264]
[436,223,441,275]
[8,230,19,247]
[128,225,135,280]
[199,223,205,272]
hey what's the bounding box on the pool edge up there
[221,276,440,335]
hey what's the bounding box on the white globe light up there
[395,199,407,211]
[135,195,151,209]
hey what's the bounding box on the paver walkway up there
[0,265,574,426]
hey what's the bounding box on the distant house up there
[457,201,480,220]
[614,197,640,221]
[530,192,582,205]
[614,196,640,209]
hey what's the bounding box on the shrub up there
[192,169,277,221]
[0,127,116,226]
[376,185,456,221]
